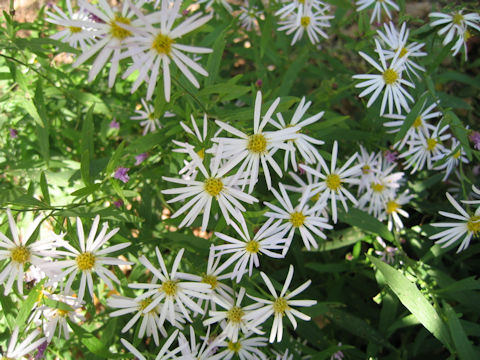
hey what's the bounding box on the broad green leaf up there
[338,208,393,241]
[394,92,428,144]
[315,227,365,251]
[368,255,453,349]
[39,171,50,205]
[443,110,472,160]
[273,47,309,97]
[42,298,74,312]
[16,279,45,330]
[444,302,476,360]
[68,321,120,359]
[0,293,17,330]
[205,26,227,86]
[70,184,101,197]
[106,141,126,175]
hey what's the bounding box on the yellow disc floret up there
[426,138,437,151]
[161,280,178,296]
[227,341,242,353]
[371,182,385,193]
[76,252,96,271]
[152,33,174,55]
[226,306,245,323]
[467,216,480,236]
[69,26,82,34]
[413,116,422,128]
[453,13,464,26]
[273,297,289,316]
[290,211,306,227]
[383,69,398,85]
[325,174,342,191]
[204,178,224,197]
[245,240,260,254]
[386,200,400,214]
[10,245,30,264]
[398,47,408,58]
[110,15,132,40]
[300,16,311,27]
[201,274,218,289]
[247,134,267,154]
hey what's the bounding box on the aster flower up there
[356,0,399,24]
[212,91,300,193]
[213,216,287,282]
[120,329,182,360]
[429,11,480,47]
[177,326,218,360]
[120,0,213,101]
[239,3,263,31]
[277,4,333,46]
[451,27,474,59]
[270,96,325,171]
[399,123,451,174]
[380,190,413,231]
[275,0,327,19]
[264,184,332,252]
[197,0,233,13]
[300,141,362,224]
[45,215,131,302]
[469,131,480,150]
[128,247,212,328]
[432,138,469,181]
[162,144,258,231]
[246,265,317,343]
[353,40,414,115]
[376,22,426,78]
[356,145,381,195]
[209,332,269,360]
[0,209,59,295]
[430,192,480,252]
[130,98,175,135]
[1,327,47,360]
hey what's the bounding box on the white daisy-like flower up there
[40,293,85,342]
[451,27,474,60]
[462,186,480,206]
[162,144,258,231]
[380,190,413,231]
[275,0,326,19]
[277,4,333,46]
[264,184,332,252]
[197,0,233,13]
[432,138,469,181]
[356,145,381,195]
[128,247,212,328]
[300,141,362,224]
[429,11,480,47]
[399,123,451,174]
[0,209,59,295]
[383,100,440,150]
[1,327,46,360]
[246,265,317,343]
[356,0,399,24]
[374,237,398,264]
[176,246,234,314]
[212,91,300,193]
[430,192,480,253]
[130,98,175,135]
[376,22,426,78]
[357,161,404,219]
[120,0,212,101]
[68,0,142,87]
[271,97,325,171]
[107,294,168,346]
[177,326,217,360]
[121,329,182,360]
[353,39,414,115]
[209,332,269,360]
[45,215,132,302]
[239,3,263,31]
[45,0,94,50]
[213,215,287,282]
[203,287,263,342]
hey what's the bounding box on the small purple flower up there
[384,150,398,163]
[135,152,148,166]
[88,11,104,23]
[182,9,189,16]
[35,340,48,360]
[109,119,120,129]
[255,79,263,88]
[9,128,18,138]
[113,199,124,208]
[469,131,480,150]
[298,163,306,175]
[330,343,344,360]
[114,167,130,183]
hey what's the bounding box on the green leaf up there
[81,105,95,185]
[338,208,393,242]
[106,141,126,175]
[70,184,101,198]
[68,321,119,359]
[16,279,45,330]
[367,255,453,349]
[273,47,309,97]
[443,110,472,160]
[42,298,74,312]
[0,293,17,330]
[394,92,428,144]
[314,227,365,251]
[205,26,227,86]
[444,302,476,360]
[39,171,50,205]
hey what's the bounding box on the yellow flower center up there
[398,47,408,58]
[204,178,224,197]
[311,192,320,202]
[290,211,306,227]
[426,138,437,151]
[201,274,218,289]
[453,13,464,26]
[300,16,310,27]
[273,297,289,316]
[245,240,260,254]
[138,298,156,315]
[371,182,385,193]
[326,173,342,191]
[161,280,178,297]
[467,216,480,236]
[227,341,242,353]
[76,252,96,271]
[10,245,30,264]
[247,134,267,154]
[386,200,400,214]
[413,116,422,129]
[226,306,245,323]
[453,150,461,159]
[110,15,132,40]
[464,30,472,41]
[298,0,305,3]
[383,69,398,85]
[197,148,205,159]
[56,309,69,317]
[152,33,174,55]
[362,165,371,174]
[69,26,82,34]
